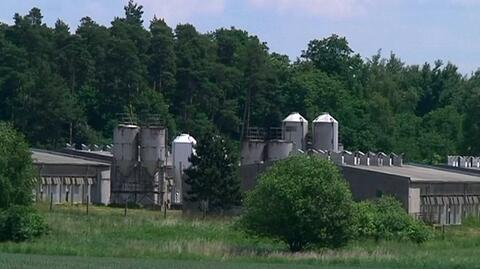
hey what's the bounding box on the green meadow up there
[1,204,480,269]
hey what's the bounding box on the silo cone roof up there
[283,112,308,123]
[173,134,197,145]
[313,113,338,123]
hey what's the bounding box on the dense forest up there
[0,1,479,163]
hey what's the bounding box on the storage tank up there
[266,140,293,162]
[240,140,266,165]
[172,134,197,204]
[282,112,308,152]
[140,126,166,176]
[113,124,140,176]
[312,112,338,152]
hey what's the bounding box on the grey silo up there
[140,126,167,173]
[111,124,169,206]
[240,140,266,165]
[282,112,308,152]
[139,126,167,205]
[113,124,139,176]
[266,140,293,162]
[312,112,339,152]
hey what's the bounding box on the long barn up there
[342,164,480,225]
[32,149,111,205]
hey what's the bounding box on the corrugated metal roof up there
[75,150,113,157]
[345,164,480,183]
[283,112,307,123]
[313,112,338,123]
[31,149,110,166]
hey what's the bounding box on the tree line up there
[0,1,479,163]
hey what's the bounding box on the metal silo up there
[138,126,167,205]
[172,134,197,204]
[113,124,140,176]
[266,140,293,162]
[312,112,339,152]
[282,112,308,152]
[140,126,166,175]
[111,124,139,205]
[240,140,266,165]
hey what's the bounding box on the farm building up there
[241,149,480,225]
[32,149,111,205]
[240,112,480,225]
[341,163,480,225]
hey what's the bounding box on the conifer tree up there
[184,130,241,213]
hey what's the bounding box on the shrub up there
[0,122,35,209]
[0,205,48,242]
[241,155,354,252]
[352,201,377,238]
[353,196,431,243]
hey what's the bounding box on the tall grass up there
[1,204,480,269]
[0,204,284,259]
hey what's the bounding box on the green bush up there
[0,205,48,242]
[352,201,377,238]
[353,197,431,243]
[0,122,35,209]
[241,155,354,252]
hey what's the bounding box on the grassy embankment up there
[1,204,480,269]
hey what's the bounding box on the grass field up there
[0,252,369,269]
[1,204,480,268]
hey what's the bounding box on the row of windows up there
[421,195,480,205]
[37,177,95,185]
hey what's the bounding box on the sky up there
[1,0,480,74]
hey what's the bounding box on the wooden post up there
[49,192,53,211]
[442,224,445,240]
[86,195,89,215]
[164,201,167,219]
[202,200,207,220]
[124,199,128,217]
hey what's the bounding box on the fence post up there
[124,199,128,217]
[86,194,89,215]
[49,192,53,211]
[442,224,445,240]
[164,201,167,219]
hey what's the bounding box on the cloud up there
[248,0,383,19]
[138,0,225,24]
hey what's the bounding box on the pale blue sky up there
[1,0,479,74]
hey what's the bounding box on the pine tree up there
[184,130,241,214]
[148,17,176,100]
